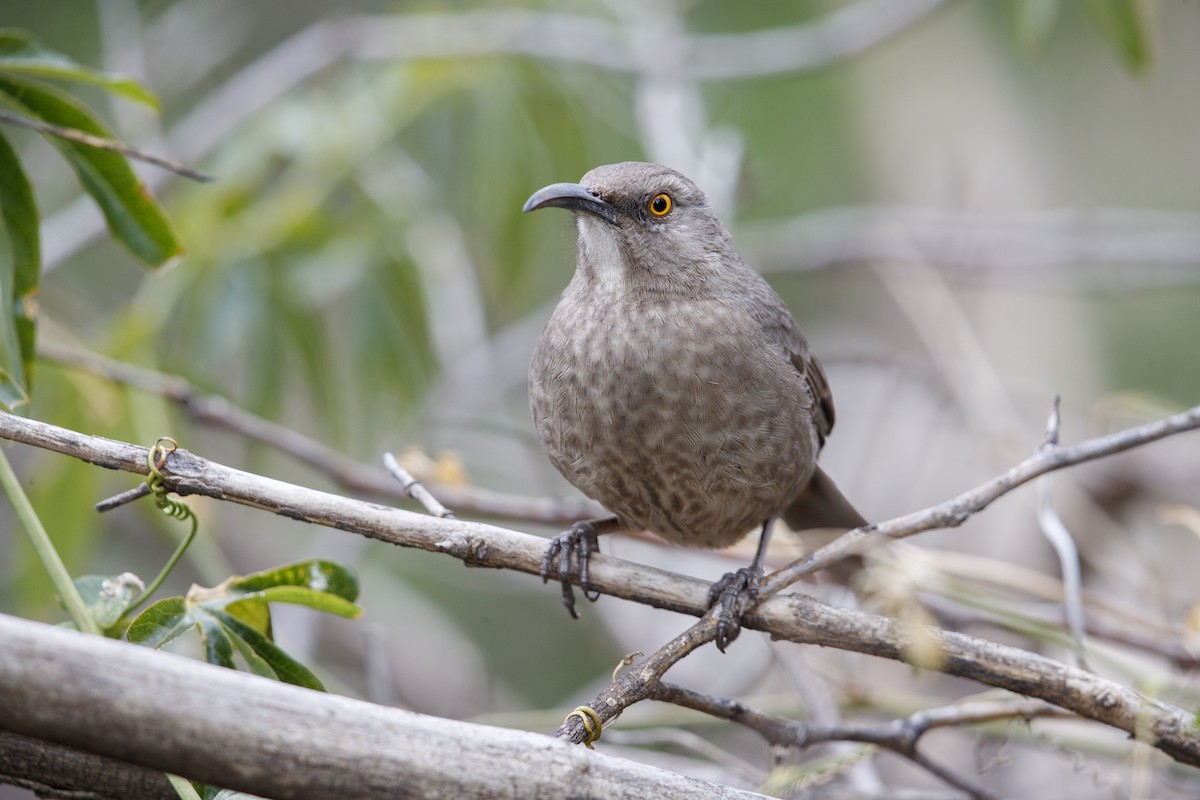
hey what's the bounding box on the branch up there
[0,614,767,800]
[0,109,212,182]
[741,205,1200,287]
[653,688,1066,800]
[39,342,596,525]
[2,410,1199,767]
[0,730,174,800]
[759,401,1200,598]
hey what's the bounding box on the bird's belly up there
[530,313,818,548]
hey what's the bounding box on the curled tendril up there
[119,437,198,618]
[564,705,603,749]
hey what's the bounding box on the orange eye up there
[648,193,672,217]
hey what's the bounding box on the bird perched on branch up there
[524,162,865,649]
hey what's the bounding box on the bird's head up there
[523,162,737,295]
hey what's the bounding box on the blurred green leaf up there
[1085,0,1152,72]
[0,75,183,267]
[74,573,142,630]
[0,29,159,109]
[0,129,37,409]
[1006,0,1061,52]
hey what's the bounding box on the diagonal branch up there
[760,401,1200,599]
[2,410,1199,767]
[39,342,596,526]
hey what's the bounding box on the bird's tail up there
[782,466,867,584]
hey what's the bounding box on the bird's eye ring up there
[648,193,672,217]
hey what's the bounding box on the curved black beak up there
[522,182,618,225]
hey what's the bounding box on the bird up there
[524,162,866,650]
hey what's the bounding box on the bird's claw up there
[706,566,763,652]
[540,520,603,619]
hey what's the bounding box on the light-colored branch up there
[383,451,455,519]
[741,205,1200,286]
[0,613,767,800]
[2,410,1199,767]
[759,401,1200,598]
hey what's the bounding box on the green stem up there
[0,444,100,635]
[123,507,197,615]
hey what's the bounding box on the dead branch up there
[2,409,1199,768]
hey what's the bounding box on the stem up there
[123,509,198,615]
[0,444,100,635]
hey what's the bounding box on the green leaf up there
[0,75,184,267]
[230,559,360,603]
[1006,0,1061,52]
[210,609,325,690]
[255,585,362,618]
[195,610,237,669]
[0,29,159,109]
[74,573,142,630]
[127,597,193,648]
[0,129,37,409]
[224,596,273,636]
[1085,0,1152,73]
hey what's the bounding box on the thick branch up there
[0,731,174,800]
[2,411,1199,766]
[0,614,766,800]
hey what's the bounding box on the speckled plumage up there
[528,163,861,553]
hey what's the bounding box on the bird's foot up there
[540,520,604,619]
[706,566,763,652]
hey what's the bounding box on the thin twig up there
[0,109,212,182]
[1035,396,1088,669]
[759,402,1200,598]
[651,686,1062,800]
[382,452,455,519]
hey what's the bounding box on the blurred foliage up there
[0,28,181,408]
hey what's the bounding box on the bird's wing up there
[749,280,836,445]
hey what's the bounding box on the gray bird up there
[524,162,865,649]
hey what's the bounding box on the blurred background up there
[3,0,1200,796]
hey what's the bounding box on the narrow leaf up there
[0,75,184,267]
[0,29,159,109]
[255,585,362,618]
[1007,0,1061,52]
[195,611,237,669]
[0,130,36,408]
[211,609,325,690]
[1085,0,1152,73]
[230,559,359,602]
